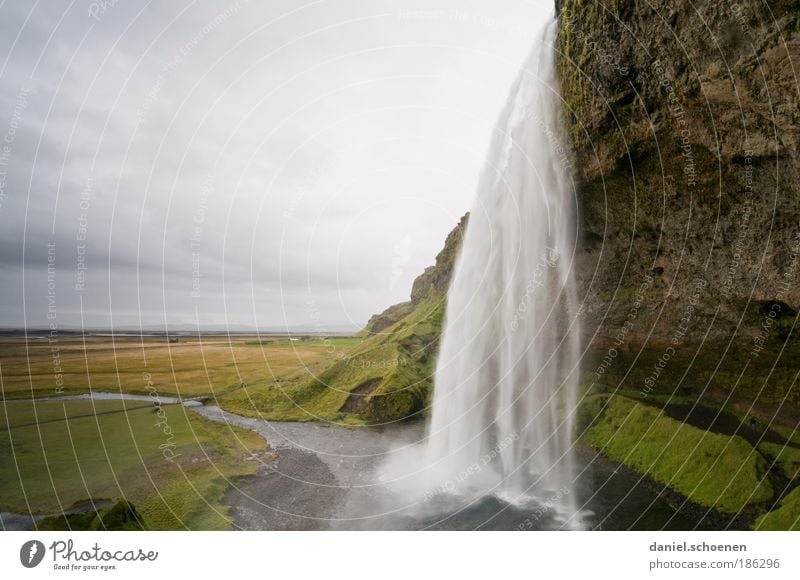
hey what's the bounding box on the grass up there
[0,399,265,530]
[0,335,355,400]
[754,487,800,530]
[582,395,773,513]
[37,499,146,531]
[603,386,800,446]
[218,295,444,423]
[758,442,800,480]
[0,333,359,528]
[244,337,360,348]
[359,295,443,422]
[4,326,794,528]
[771,423,800,446]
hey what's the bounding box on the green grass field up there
[0,334,360,528]
[0,398,266,530]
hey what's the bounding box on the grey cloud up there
[0,0,549,329]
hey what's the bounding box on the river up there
[2,393,714,531]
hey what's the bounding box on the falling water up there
[386,17,581,525]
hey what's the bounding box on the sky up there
[0,0,553,331]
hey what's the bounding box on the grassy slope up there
[218,216,466,424]
[582,395,773,513]
[0,399,265,530]
[218,296,444,423]
[325,294,443,423]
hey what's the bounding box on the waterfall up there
[384,17,581,526]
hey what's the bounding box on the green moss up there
[557,1,588,148]
[38,499,147,531]
[758,442,800,480]
[772,424,800,446]
[754,487,800,530]
[585,337,800,409]
[576,393,606,433]
[558,0,616,151]
[583,395,773,512]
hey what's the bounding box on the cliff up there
[557,0,800,409]
[557,1,800,527]
[297,214,468,423]
[364,214,468,334]
[314,2,800,429]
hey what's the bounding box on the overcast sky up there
[0,0,552,331]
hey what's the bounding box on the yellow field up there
[0,333,361,529]
[0,335,360,400]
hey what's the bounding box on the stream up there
[192,405,713,531]
[2,393,716,531]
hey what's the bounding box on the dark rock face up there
[364,301,414,334]
[410,213,469,302]
[358,3,800,416]
[557,1,800,406]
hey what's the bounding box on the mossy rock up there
[758,442,800,480]
[38,499,148,531]
[581,395,773,513]
[754,487,800,531]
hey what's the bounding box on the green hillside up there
[219,214,467,423]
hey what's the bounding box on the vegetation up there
[37,499,147,531]
[0,323,796,529]
[582,395,773,513]
[770,423,800,447]
[219,215,466,424]
[0,398,265,530]
[755,487,800,531]
[326,294,444,423]
[219,296,444,423]
[0,335,350,400]
[758,442,800,480]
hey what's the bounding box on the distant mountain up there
[3,323,360,336]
